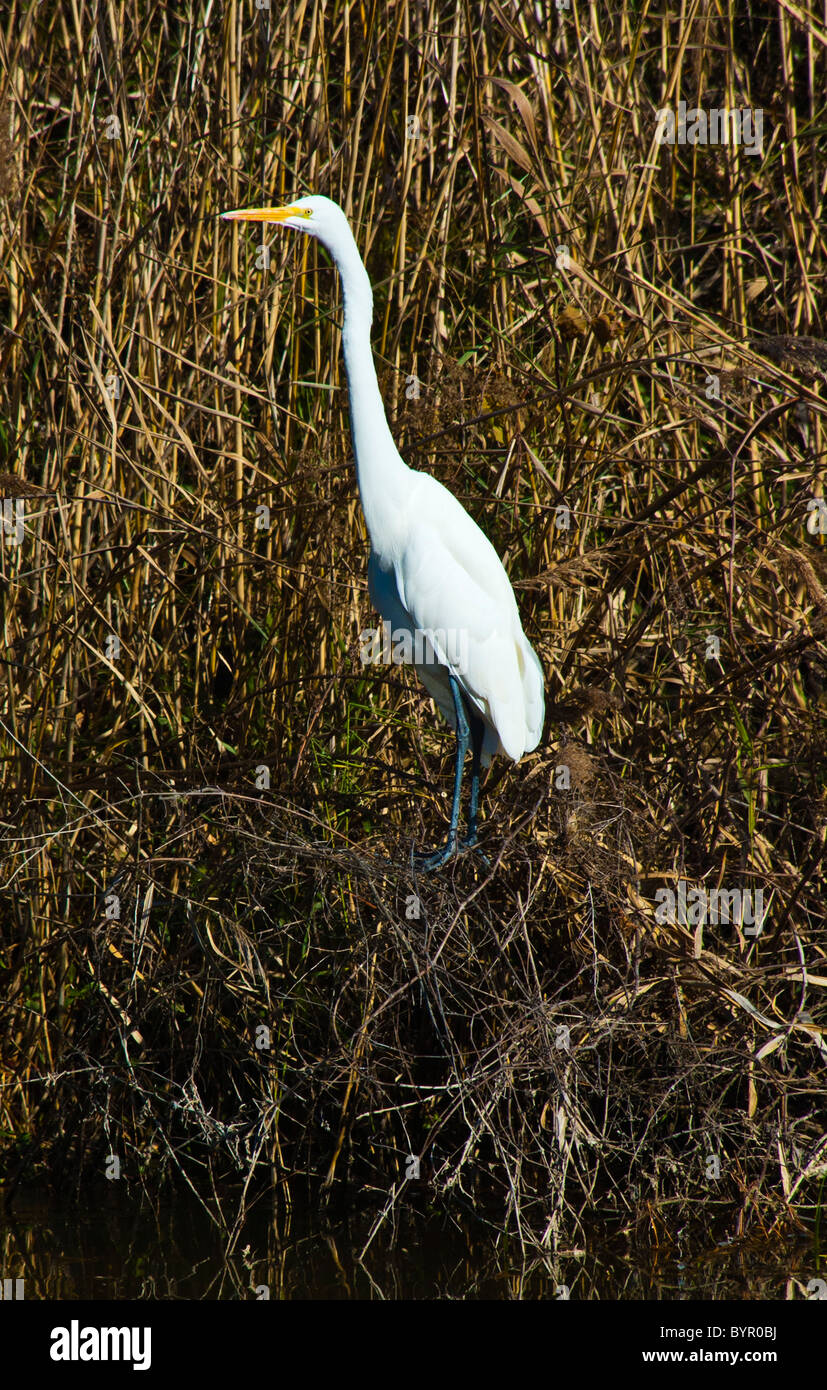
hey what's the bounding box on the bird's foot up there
[459,821,478,850]
[414,836,458,873]
[414,829,489,873]
[459,828,490,869]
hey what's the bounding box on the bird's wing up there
[420,480,545,751]
[411,475,520,610]
[520,638,545,753]
[394,514,531,761]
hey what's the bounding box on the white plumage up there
[223,194,544,866]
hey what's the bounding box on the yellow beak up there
[221,204,311,223]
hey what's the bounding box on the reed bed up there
[0,0,825,1259]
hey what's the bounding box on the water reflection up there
[0,1189,815,1299]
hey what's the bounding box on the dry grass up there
[0,0,825,1257]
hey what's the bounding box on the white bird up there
[222,195,544,869]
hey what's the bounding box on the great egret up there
[222,195,544,869]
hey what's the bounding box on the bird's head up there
[221,194,355,257]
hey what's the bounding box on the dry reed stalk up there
[0,0,824,1253]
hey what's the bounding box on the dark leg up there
[416,673,469,872]
[460,705,486,850]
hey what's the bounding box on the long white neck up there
[330,234,412,560]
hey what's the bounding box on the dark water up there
[0,1189,818,1299]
